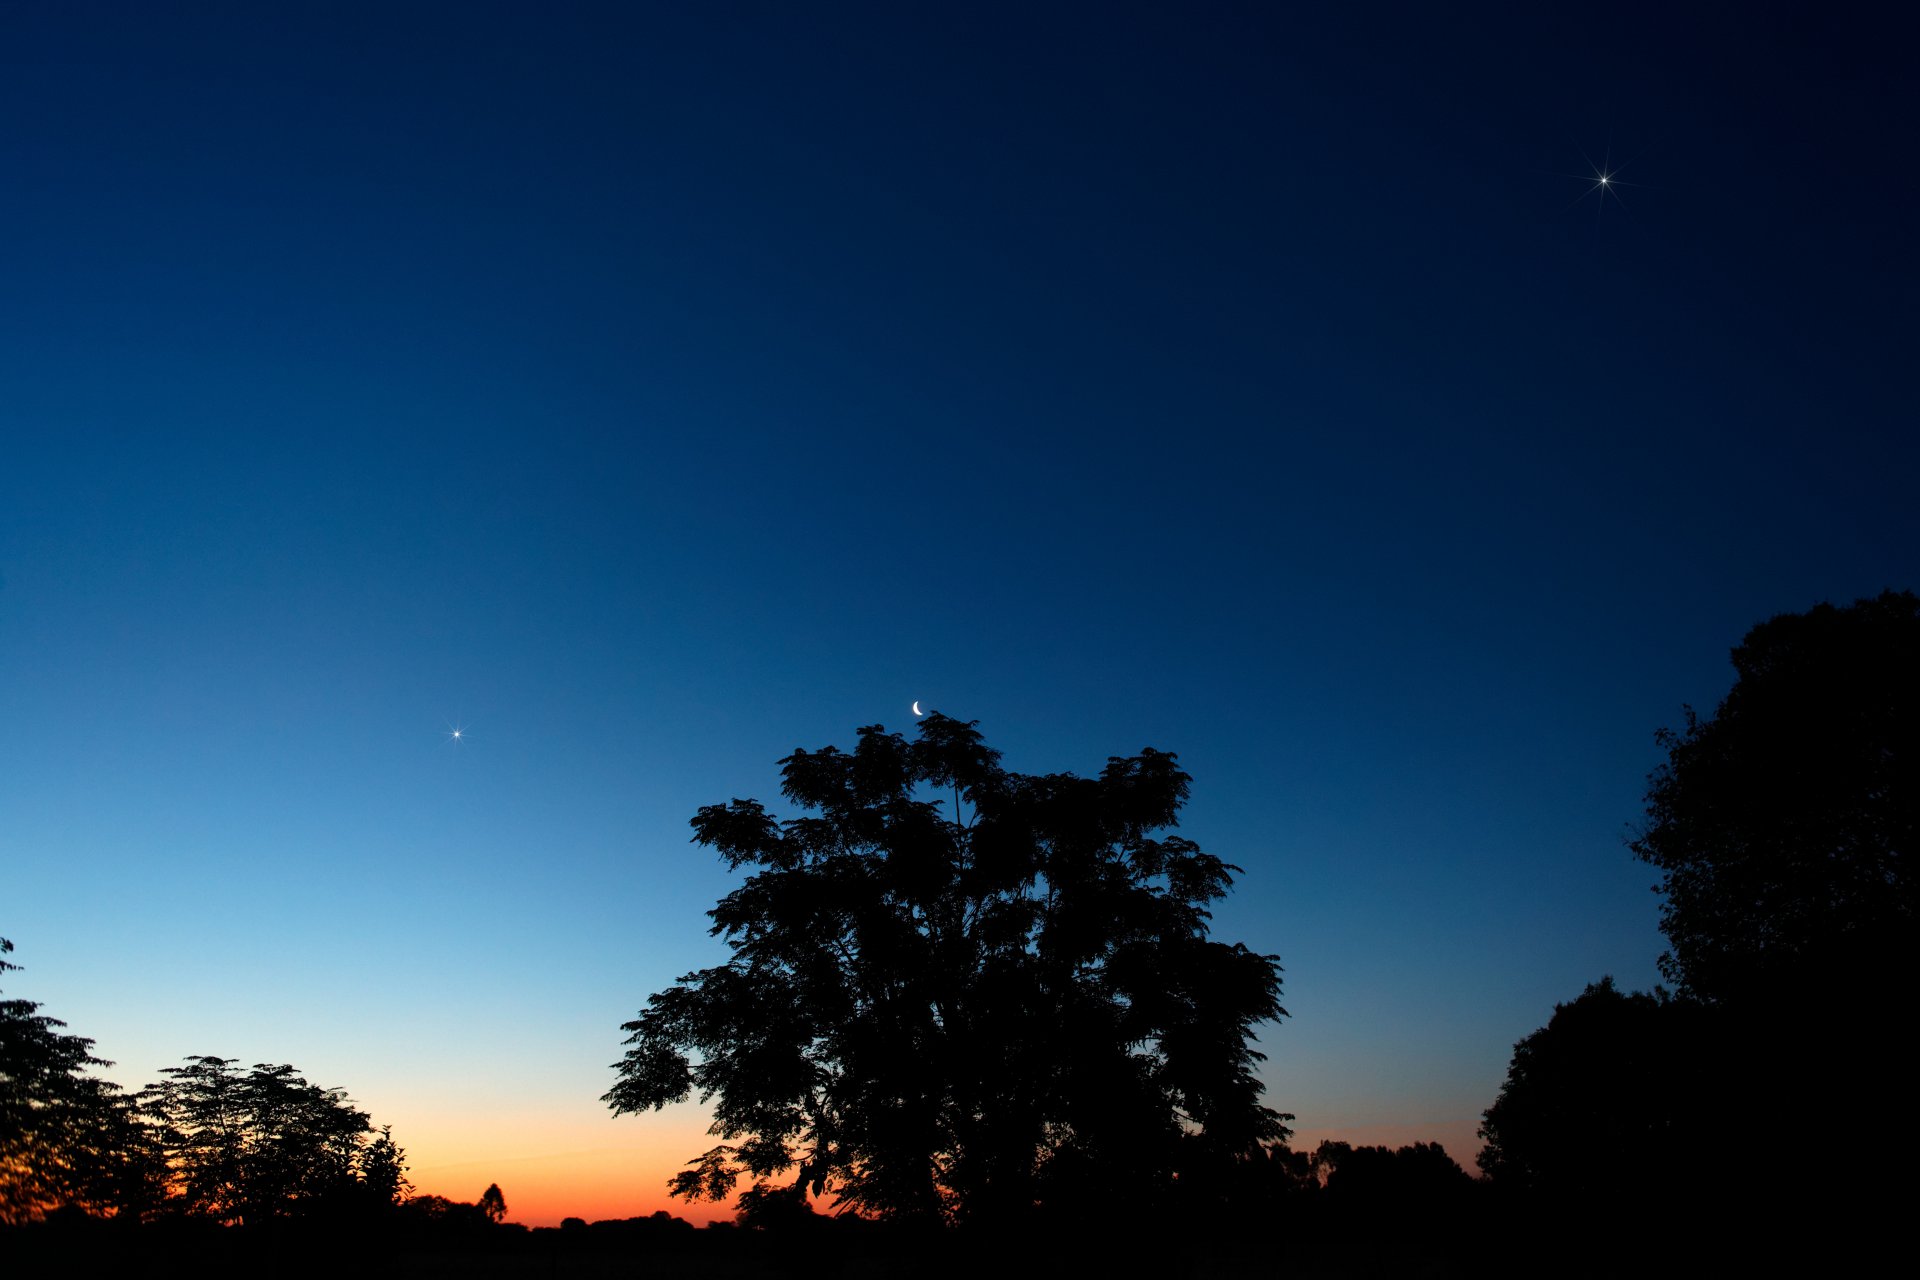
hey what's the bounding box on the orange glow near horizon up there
[399,1117,1487,1227]
[409,1145,732,1228]
[394,1101,734,1228]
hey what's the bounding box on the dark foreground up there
[2,1203,1871,1280]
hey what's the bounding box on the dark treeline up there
[6,592,1914,1276]
[1469,591,1919,1268]
[3,933,1492,1275]
[0,970,406,1229]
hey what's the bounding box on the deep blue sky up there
[3,2,1913,1217]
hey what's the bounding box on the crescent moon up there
[912,700,924,716]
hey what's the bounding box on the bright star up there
[1548,138,1652,221]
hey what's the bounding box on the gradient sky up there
[2,2,1913,1227]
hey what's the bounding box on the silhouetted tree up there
[400,1193,490,1231]
[1308,1138,1350,1185]
[479,1181,507,1223]
[1625,590,1919,1240]
[0,938,159,1222]
[1321,1140,1472,1207]
[360,1124,411,1208]
[1477,979,1708,1200]
[606,716,1287,1226]
[1306,1140,1477,1270]
[1167,1135,1319,1219]
[734,1182,819,1230]
[1631,589,1918,1005]
[1473,978,1826,1271]
[139,1056,372,1224]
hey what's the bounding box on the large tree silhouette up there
[1626,590,1920,1240]
[1472,592,1920,1258]
[606,715,1287,1225]
[1631,589,1917,1004]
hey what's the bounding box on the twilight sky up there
[2,2,1913,1226]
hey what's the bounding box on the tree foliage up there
[138,1056,376,1224]
[398,1193,492,1229]
[606,715,1287,1225]
[1631,590,1918,1004]
[1612,590,1920,1232]
[361,1124,412,1208]
[3,937,412,1226]
[1476,978,1710,1197]
[0,938,159,1223]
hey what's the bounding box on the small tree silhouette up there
[478,1181,507,1223]
[360,1125,411,1207]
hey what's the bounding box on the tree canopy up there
[1476,978,1714,1199]
[1477,591,1920,1243]
[1630,589,1918,1004]
[1,937,157,1223]
[138,1056,380,1225]
[606,715,1287,1225]
[3,936,416,1226]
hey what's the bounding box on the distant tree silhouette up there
[1631,589,1918,1004]
[139,1056,373,1224]
[1318,1139,1475,1246]
[479,1181,507,1223]
[0,938,158,1222]
[400,1193,490,1231]
[1165,1135,1319,1220]
[734,1182,819,1230]
[1311,1139,1470,1198]
[606,715,1287,1226]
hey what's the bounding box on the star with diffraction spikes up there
[1550,137,1655,222]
